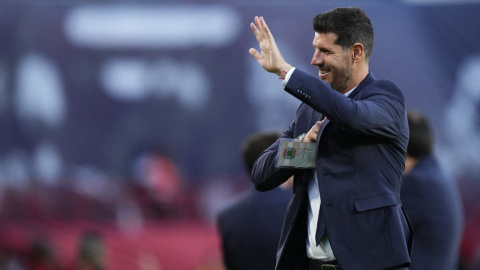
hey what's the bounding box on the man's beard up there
[329,57,352,93]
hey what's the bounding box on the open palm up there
[249,16,291,77]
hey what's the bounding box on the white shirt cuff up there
[281,67,296,87]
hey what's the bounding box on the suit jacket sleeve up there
[285,69,406,140]
[251,118,300,191]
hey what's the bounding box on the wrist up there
[276,64,293,79]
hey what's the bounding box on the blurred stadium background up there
[0,0,480,269]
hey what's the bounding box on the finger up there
[252,16,263,31]
[309,122,320,132]
[250,21,262,41]
[249,48,260,60]
[254,16,263,32]
[259,16,275,41]
[259,16,268,32]
[251,17,266,43]
[250,22,258,33]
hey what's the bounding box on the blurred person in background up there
[76,231,105,270]
[401,111,464,269]
[26,236,59,270]
[129,147,184,219]
[474,249,480,270]
[0,245,25,270]
[217,130,292,270]
[248,7,412,270]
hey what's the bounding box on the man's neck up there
[341,64,369,94]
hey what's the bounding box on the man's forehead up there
[313,32,338,46]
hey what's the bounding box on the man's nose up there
[311,51,323,66]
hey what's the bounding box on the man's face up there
[311,32,352,93]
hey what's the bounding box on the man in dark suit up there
[401,111,464,269]
[248,7,413,270]
[216,131,292,270]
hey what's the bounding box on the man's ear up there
[352,43,364,61]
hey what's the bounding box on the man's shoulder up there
[360,78,405,101]
[368,78,401,91]
[217,192,251,218]
[403,156,452,193]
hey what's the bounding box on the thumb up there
[249,48,260,60]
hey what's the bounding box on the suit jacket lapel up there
[348,72,376,100]
[316,118,330,142]
[308,109,324,127]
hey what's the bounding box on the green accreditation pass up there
[276,139,316,168]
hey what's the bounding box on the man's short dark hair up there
[407,111,434,159]
[313,7,374,58]
[241,131,282,174]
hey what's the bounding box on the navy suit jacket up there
[401,155,464,269]
[217,187,291,270]
[251,69,413,270]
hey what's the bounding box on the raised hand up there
[249,16,292,77]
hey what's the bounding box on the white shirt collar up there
[344,86,357,97]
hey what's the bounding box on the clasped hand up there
[249,16,292,77]
[303,120,325,143]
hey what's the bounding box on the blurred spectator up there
[26,236,59,270]
[475,248,480,270]
[0,245,24,270]
[129,147,184,219]
[76,231,105,270]
[216,130,291,270]
[137,252,162,270]
[401,111,464,269]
